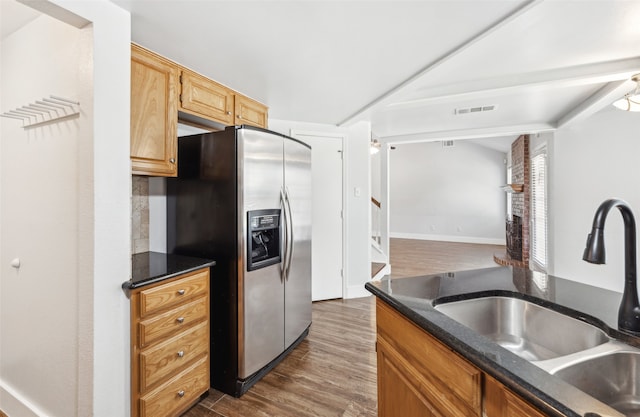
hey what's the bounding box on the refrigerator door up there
[283,138,312,348]
[238,128,285,378]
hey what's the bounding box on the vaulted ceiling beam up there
[337,0,545,127]
[384,57,640,109]
[381,122,556,144]
[556,79,637,128]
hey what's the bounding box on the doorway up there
[290,130,344,301]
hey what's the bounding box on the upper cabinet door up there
[235,94,269,128]
[131,44,179,177]
[180,70,234,125]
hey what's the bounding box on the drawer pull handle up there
[177,289,185,295]
[177,390,185,398]
[176,317,185,324]
[177,350,185,358]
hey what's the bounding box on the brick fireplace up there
[506,215,522,260]
[495,135,529,268]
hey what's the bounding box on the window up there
[506,166,512,218]
[531,148,547,270]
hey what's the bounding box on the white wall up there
[56,2,132,416]
[0,1,131,416]
[389,140,507,244]
[270,119,372,299]
[1,14,82,417]
[371,149,381,199]
[549,107,640,292]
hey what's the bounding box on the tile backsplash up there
[132,176,149,254]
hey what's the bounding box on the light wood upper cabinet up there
[179,70,234,125]
[235,94,269,128]
[131,44,179,177]
[130,44,269,176]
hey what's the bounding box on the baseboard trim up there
[390,232,505,246]
[0,380,45,417]
[344,284,373,299]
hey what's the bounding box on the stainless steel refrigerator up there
[166,125,312,397]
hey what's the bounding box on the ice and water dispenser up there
[247,209,281,271]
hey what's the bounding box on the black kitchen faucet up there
[583,198,640,334]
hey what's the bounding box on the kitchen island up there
[366,266,640,417]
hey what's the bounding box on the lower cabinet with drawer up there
[376,299,546,417]
[130,268,210,417]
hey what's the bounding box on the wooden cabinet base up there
[375,299,546,417]
[376,300,481,417]
[131,268,210,417]
[484,375,547,417]
[139,356,209,417]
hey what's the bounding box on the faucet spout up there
[583,198,640,334]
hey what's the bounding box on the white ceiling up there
[1,1,40,40]
[7,0,640,153]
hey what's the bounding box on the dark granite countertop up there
[122,251,215,294]
[365,266,640,417]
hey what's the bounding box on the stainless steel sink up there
[553,351,640,416]
[434,296,610,361]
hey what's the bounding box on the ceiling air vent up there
[454,105,496,115]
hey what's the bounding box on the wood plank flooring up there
[389,238,504,278]
[182,238,502,417]
[183,297,377,417]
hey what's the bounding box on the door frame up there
[290,129,347,300]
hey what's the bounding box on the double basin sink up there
[434,296,640,416]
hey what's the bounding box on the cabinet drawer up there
[139,296,207,348]
[139,356,209,417]
[139,269,208,317]
[140,321,208,391]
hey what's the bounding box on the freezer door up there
[283,138,312,348]
[238,128,285,379]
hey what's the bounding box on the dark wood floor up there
[183,238,501,417]
[184,298,377,417]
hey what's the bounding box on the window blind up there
[531,150,547,270]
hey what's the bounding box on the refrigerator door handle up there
[284,187,294,280]
[280,188,289,283]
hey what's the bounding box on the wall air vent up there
[454,105,496,115]
[442,140,454,148]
